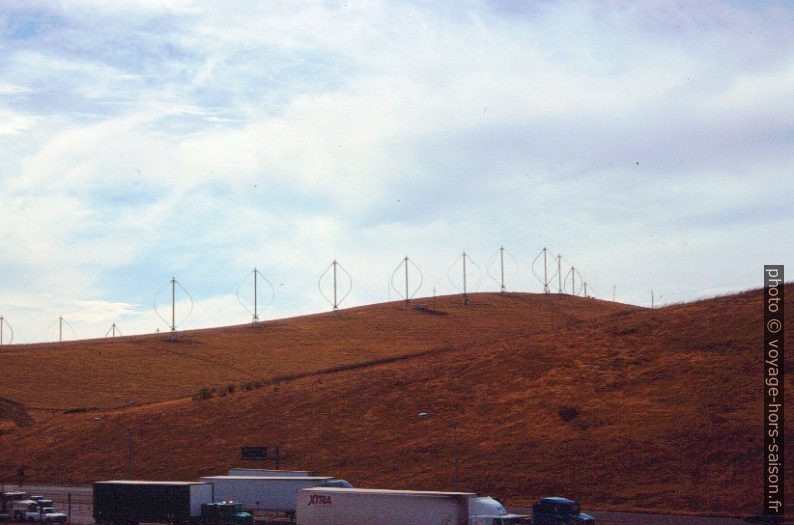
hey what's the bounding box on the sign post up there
[240,446,285,469]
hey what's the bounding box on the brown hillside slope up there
[0,293,633,410]
[0,287,791,517]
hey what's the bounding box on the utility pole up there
[584,282,588,298]
[59,316,63,343]
[613,284,616,302]
[0,316,3,347]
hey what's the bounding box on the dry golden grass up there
[0,288,791,518]
[0,293,630,410]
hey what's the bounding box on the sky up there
[1,0,792,343]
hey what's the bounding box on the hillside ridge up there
[0,286,790,517]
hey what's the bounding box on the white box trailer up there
[296,487,529,525]
[227,469,317,477]
[199,476,335,514]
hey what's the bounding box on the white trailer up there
[295,487,529,525]
[227,469,317,477]
[199,476,335,514]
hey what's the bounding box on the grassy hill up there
[0,288,791,517]
[0,293,633,410]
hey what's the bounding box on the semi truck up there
[295,487,529,525]
[7,499,67,523]
[1,492,28,520]
[531,497,594,525]
[93,481,215,525]
[199,476,350,516]
[10,500,40,521]
[227,469,317,477]
[199,503,254,525]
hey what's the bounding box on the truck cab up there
[39,508,68,524]
[531,497,594,525]
[200,502,253,525]
[469,496,530,525]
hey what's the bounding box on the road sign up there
[241,447,267,460]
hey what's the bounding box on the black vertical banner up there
[764,265,784,520]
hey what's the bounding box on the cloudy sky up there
[1,0,792,343]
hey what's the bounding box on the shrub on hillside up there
[558,406,579,422]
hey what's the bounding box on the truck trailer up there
[295,487,529,525]
[93,481,213,525]
[227,469,317,477]
[199,476,345,515]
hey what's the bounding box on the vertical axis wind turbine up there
[318,259,353,315]
[105,323,122,338]
[543,248,549,293]
[0,316,13,347]
[499,246,506,293]
[487,246,517,294]
[462,252,468,305]
[531,247,552,294]
[557,255,562,293]
[391,256,423,310]
[153,276,194,341]
[237,268,275,323]
[447,252,480,305]
[253,267,259,322]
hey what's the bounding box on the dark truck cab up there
[199,503,253,525]
[531,497,594,525]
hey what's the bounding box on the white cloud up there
[0,109,35,135]
[0,1,792,342]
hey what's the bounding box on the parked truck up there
[1,492,28,520]
[35,507,68,524]
[295,487,529,525]
[93,481,215,525]
[10,500,39,522]
[227,469,317,477]
[531,497,594,524]
[199,476,350,516]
